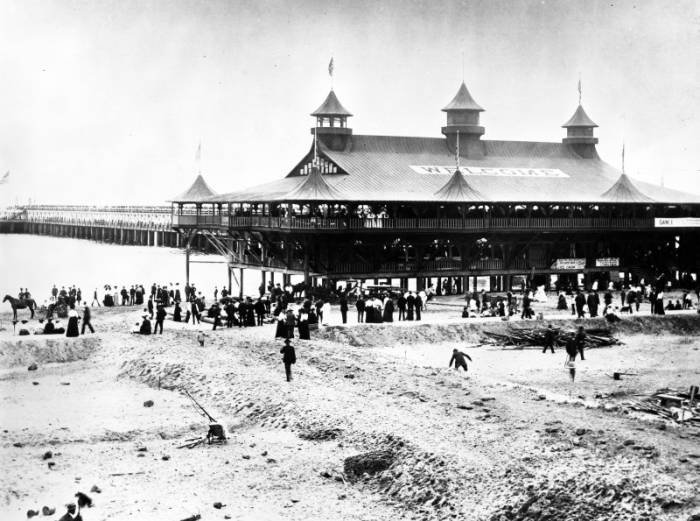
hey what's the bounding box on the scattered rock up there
[42,451,53,460]
[261,451,268,457]
[136,447,148,452]
[290,498,299,503]
[536,394,546,400]
[344,374,355,379]
[299,428,342,441]
[162,455,170,461]
[47,462,55,469]
[242,454,251,460]
[456,405,473,410]
[143,400,154,407]
[320,471,332,479]
[32,382,39,386]
[27,364,38,371]
[338,494,347,500]
[41,506,55,516]
[90,485,101,494]
[574,428,588,436]
[13,442,24,448]
[26,509,39,518]
[213,502,223,509]
[344,450,394,481]
[60,382,70,386]
[623,439,636,446]
[266,458,277,464]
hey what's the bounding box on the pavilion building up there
[171,81,700,294]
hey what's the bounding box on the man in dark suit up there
[355,296,365,323]
[575,291,586,318]
[397,293,406,320]
[339,294,348,324]
[81,305,95,334]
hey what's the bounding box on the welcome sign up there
[409,166,569,178]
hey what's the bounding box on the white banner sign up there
[409,165,569,178]
[551,258,586,270]
[654,217,700,228]
[595,257,620,267]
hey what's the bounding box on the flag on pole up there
[0,171,9,185]
[328,57,334,78]
[195,142,201,162]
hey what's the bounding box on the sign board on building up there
[654,217,700,228]
[551,258,586,270]
[409,165,569,178]
[595,257,620,268]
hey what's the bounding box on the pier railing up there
[3,207,172,230]
[173,214,654,232]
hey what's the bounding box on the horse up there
[3,295,37,320]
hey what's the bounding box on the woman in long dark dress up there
[275,315,287,339]
[298,312,310,340]
[173,302,182,322]
[382,298,394,323]
[557,293,568,310]
[66,307,80,337]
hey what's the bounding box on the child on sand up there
[196,330,206,347]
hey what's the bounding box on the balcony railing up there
[173,214,655,232]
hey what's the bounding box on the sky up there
[0,0,698,205]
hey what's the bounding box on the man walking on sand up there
[449,348,473,372]
[154,304,166,334]
[81,304,95,334]
[280,338,296,382]
[542,324,556,353]
[575,326,586,360]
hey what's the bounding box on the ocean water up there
[0,234,285,304]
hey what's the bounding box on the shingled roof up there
[600,173,655,203]
[207,135,699,204]
[442,82,484,112]
[171,174,217,202]
[311,90,353,117]
[562,105,598,128]
[434,169,486,202]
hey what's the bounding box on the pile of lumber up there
[624,387,700,429]
[481,326,620,348]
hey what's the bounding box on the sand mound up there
[316,314,700,348]
[0,336,101,368]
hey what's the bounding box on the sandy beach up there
[1,299,699,521]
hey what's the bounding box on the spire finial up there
[313,127,318,166]
[455,130,460,170]
[621,141,625,175]
[578,74,582,105]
